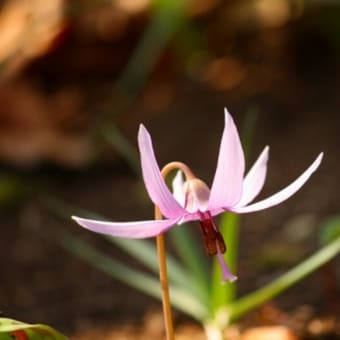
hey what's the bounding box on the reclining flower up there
[72,109,323,282]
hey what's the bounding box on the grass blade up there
[42,196,192,290]
[106,236,192,289]
[168,225,210,303]
[211,213,240,314]
[59,229,207,320]
[227,235,340,322]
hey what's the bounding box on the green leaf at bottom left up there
[0,318,67,340]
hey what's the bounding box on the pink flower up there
[72,109,323,282]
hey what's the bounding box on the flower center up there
[183,178,210,213]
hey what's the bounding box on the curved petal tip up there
[137,123,186,219]
[232,152,324,214]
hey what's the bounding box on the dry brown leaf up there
[0,81,93,167]
[0,0,66,78]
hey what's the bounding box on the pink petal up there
[72,216,179,238]
[236,146,269,207]
[138,125,187,219]
[208,108,245,210]
[179,212,201,223]
[172,170,185,207]
[232,153,323,213]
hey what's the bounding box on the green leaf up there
[44,195,210,319]
[105,236,192,290]
[0,318,67,340]
[59,230,208,321]
[319,215,340,245]
[42,196,193,291]
[226,234,340,323]
[211,213,240,314]
[100,124,140,175]
[117,0,185,94]
[168,225,210,303]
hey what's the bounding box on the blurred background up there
[0,0,339,339]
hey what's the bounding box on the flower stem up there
[155,161,196,340]
[203,321,224,340]
[156,231,175,340]
[155,201,174,340]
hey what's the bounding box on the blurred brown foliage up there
[0,0,334,167]
[0,0,89,166]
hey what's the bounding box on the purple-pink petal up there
[236,146,269,207]
[216,251,237,283]
[138,125,187,219]
[232,152,323,213]
[72,216,180,238]
[172,170,186,207]
[208,108,245,211]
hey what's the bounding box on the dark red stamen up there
[199,218,226,256]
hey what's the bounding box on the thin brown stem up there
[161,161,195,180]
[155,161,195,340]
[156,231,174,339]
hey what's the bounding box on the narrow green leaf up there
[0,318,67,339]
[168,225,210,303]
[100,124,140,176]
[43,196,192,290]
[59,229,159,298]
[59,230,208,320]
[117,0,185,94]
[105,237,192,289]
[211,213,240,314]
[226,235,340,323]
[319,215,340,245]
